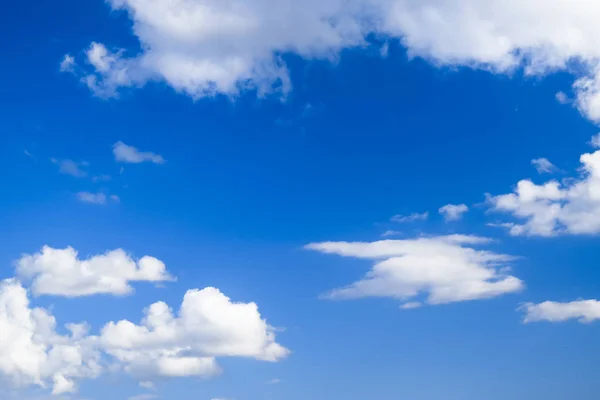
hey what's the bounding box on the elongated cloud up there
[520,300,600,323]
[113,141,165,164]
[306,234,523,307]
[16,246,175,297]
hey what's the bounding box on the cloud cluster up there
[1,249,288,396]
[61,0,600,120]
[307,234,523,307]
[0,279,101,395]
[489,148,600,236]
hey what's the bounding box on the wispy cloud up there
[531,158,558,174]
[92,174,112,182]
[439,204,469,222]
[113,141,165,164]
[76,192,120,205]
[128,395,158,400]
[50,158,89,178]
[391,212,429,223]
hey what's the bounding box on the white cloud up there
[99,287,289,378]
[50,159,88,178]
[306,234,523,306]
[76,192,120,205]
[590,133,600,148]
[381,230,401,237]
[113,142,165,164]
[128,395,158,400]
[438,204,469,221]
[520,300,600,323]
[76,192,106,205]
[0,279,101,395]
[60,55,75,73]
[266,378,281,384]
[391,212,429,223]
[139,381,155,391]
[16,246,175,297]
[60,0,600,120]
[489,147,600,236]
[92,174,112,182]
[531,158,558,174]
[555,91,570,104]
[400,301,422,309]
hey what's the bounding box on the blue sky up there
[3,1,600,400]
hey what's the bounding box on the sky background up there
[2,1,600,400]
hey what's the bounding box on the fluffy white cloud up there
[306,234,523,307]
[520,300,600,323]
[0,279,101,395]
[113,141,165,164]
[438,204,469,221]
[50,159,88,178]
[16,246,175,297]
[391,212,429,223]
[62,0,600,119]
[531,158,557,174]
[99,287,289,378]
[489,148,600,236]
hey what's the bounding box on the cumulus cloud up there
[306,234,523,307]
[1,276,288,395]
[439,204,469,221]
[488,147,600,236]
[59,0,600,120]
[50,159,89,178]
[16,246,175,297]
[520,300,600,323]
[0,279,101,395]
[391,212,429,223]
[531,158,558,174]
[113,142,165,164]
[99,287,289,378]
